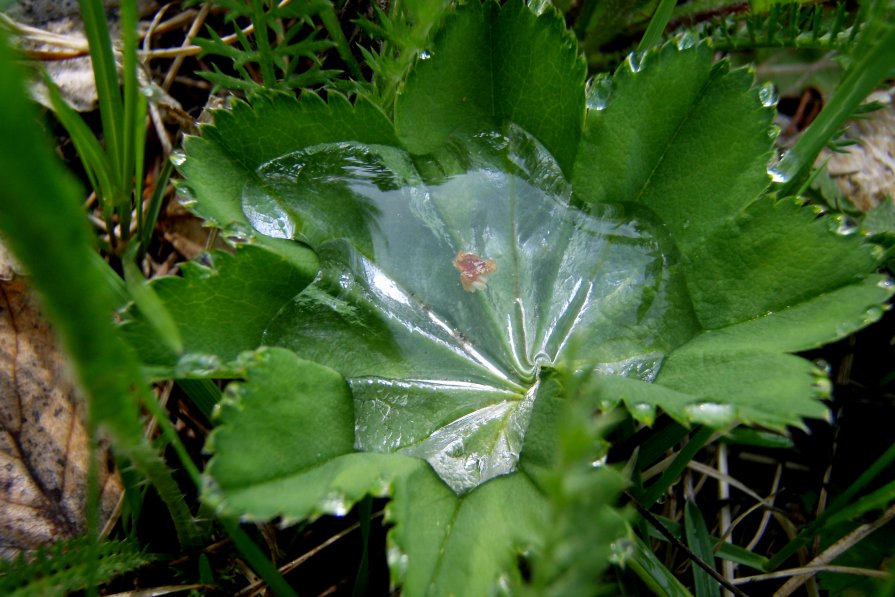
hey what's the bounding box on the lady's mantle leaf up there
[205,348,424,520]
[178,91,396,252]
[573,42,774,255]
[158,3,895,593]
[395,0,586,174]
[172,2,890,503]
[206,346,550,594]
[573,40,891,426]
[258,127,696,493]
[121,244,317,373]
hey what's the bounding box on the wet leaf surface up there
[154,3,894,593]
[0,278,121,559]
[253,127,697,493]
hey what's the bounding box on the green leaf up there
[173,4,889,486]
[205,348,424,519]
[121,243,317,372]
[387,468,547,595]
[573,42,774,255]
[592,351,829,430]
[395,0,586,174]
[677,274,891,354]
[178,91,397,250]
[163,4,893,593]
[255,127,696,493]
[682,197,879,330]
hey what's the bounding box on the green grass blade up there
[772,12,895,195]
[766,440,895,570]
[637,0,678,52]
[684,500,721,597]
[827,440,895,517]
[0,28,201,549]
[139,157,173,258]
[645,517,769,570]
[636,420,690,470]
[176,378,221,421]
[626,535,694,596]
[120,0,141,232]
[122,250,184,354]
[78,0,124,197]
[219,518,299,597]
[824,480,895,527]
[351,495,373,597]
[640,426,714,507]
[130,90,148,245]
[43,71,115,205]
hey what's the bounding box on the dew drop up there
[813,358,831,375]
[169,151,187,167]
[877,278,894,290]
[610,538,634,566]
[812,375,832,396]
[864,305,885,324]
[387,542,410,580]
[834,215,858,236]
[222,222,254,243]
[626,51,645,73]
[767,164,789,184]
[419,49,432,60]
[241,181,297,240]
[586,75,613,111]
[767,150,795,183]
[496,574,513,596]
[629,402,656,425]
[676,30,697,50]
[758,82,778,108]
[318,491,350,516]
[684,402,736,426]
[176,185,198,209]
[174,353,222,377]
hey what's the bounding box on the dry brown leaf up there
[0,277,122,560]
[824,87,895,212]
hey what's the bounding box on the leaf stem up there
[250,0,276,88]
[318,1,361,79]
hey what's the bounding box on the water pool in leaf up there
[240,127,696,493]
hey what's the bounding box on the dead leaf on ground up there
[0,277,122,560]
[824,87,895,212]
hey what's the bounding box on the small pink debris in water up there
[452,251,497,292]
